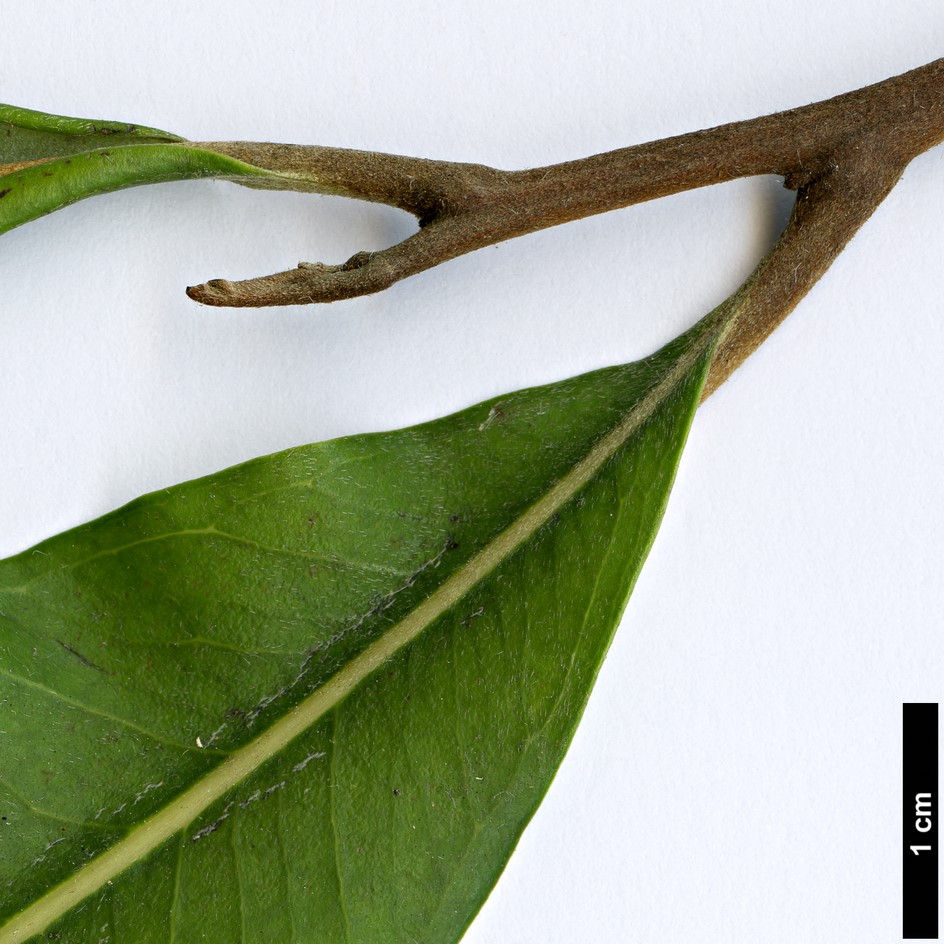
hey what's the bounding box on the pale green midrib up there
[0,324,720,944]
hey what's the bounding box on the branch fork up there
[184,59,944,395]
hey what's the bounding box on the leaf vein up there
[0,666,224,756]
[168,836,183,944]
[328,712,353,944]
[0,773,110,831]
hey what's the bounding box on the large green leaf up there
[0,105,276,235]
[0,311,722,943]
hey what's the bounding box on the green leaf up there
[0,104,184,163]
[0,104,276,236]
[0,312,721,943]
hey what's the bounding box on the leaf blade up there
[0,315,721,943]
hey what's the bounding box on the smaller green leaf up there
[0,104,183,164]
[0,105,279,236]
[0,144,279,236]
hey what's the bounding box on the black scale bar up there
[904,703,938,939]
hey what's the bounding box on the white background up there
[2,3,943,941]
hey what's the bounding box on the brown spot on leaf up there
[56,639,106,673]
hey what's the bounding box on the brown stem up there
[703,127,912,397]
[185,58,944,393]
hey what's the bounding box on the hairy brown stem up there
[185,58,944,395]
